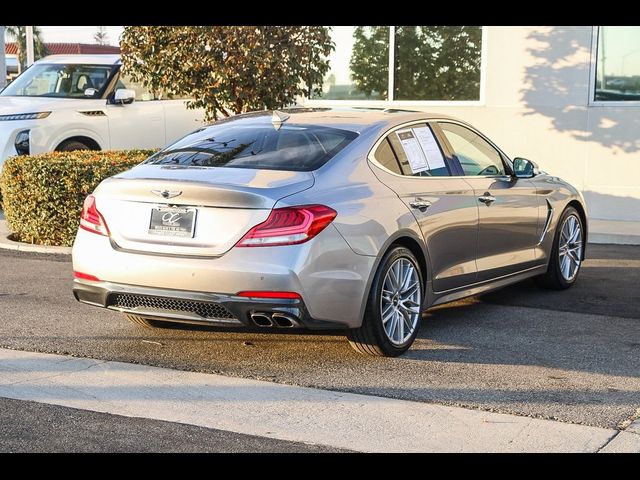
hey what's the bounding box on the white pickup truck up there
[0,54,204,165]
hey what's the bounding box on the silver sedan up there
[72,109,587,356]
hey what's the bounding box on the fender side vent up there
[78,110,106,117]
[538,199,554,245]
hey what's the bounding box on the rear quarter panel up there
[277,129,432,321]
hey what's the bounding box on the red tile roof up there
[5,42,120,55]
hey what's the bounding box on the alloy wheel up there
[380,258,422,345]
[558,214,583,282]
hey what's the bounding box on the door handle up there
[409,200,432,212]
[478,192,496,206]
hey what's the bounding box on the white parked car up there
[0,54,204,166]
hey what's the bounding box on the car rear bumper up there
[72,225,377,329]
[73,279,345,330]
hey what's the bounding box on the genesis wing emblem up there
[152,189,183,199]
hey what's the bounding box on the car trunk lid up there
[93,165,314,257]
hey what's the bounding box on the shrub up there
[0,150,156,247]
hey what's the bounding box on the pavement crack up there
[596,430,621,453]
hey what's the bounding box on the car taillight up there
[236,205,337,247]
[79,194,110,236]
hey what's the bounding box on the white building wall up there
[305,26,640,225]
[422,26,640,223]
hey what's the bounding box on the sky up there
[5,26,124,47]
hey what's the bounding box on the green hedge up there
[0,150,156,247]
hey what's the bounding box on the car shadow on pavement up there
[409,299,640,376]
[403,244,640,380]
[400,244,640,375]
[480,244,640,319]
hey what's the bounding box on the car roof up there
[34,54,121,66]
[224,108,462,133]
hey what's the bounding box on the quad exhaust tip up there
[250,312,299,328]
[272,313,296,328]
[251,313,273,327]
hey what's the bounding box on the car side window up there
[439,122,505,176]
[372,138,402,175]
[387,123,451,177]
[115,74,156,101]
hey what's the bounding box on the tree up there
[6,26,47,69]
[350,26,482,101]
[120,26,334,121]
[94,26,109,45]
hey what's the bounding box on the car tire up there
[535,206,584,290]
[57,140,91,152]
[124,314,173,329]
[347,246,424,357]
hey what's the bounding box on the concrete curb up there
[1,348,637,453]
[589,218,640,245]
[0,214,72,255]
[589,232,640,245]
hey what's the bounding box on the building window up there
[393,26,482,101]
[595,26,640,101]
[311,26,483,103]
[312,26,388,100]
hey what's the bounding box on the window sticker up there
[413,126,446,170]
[396,129,429,173]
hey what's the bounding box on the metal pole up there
[599,27,606,90]
[387,26,395,101]
[0,26,6,89]
[26,25,34,67]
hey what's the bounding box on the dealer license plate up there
[148,207,197,238]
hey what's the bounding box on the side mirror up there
[513,157,539,178]
[112,88,135,105]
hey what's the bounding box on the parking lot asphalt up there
[0,244,638,430]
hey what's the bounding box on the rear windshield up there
[144,123,358,172]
